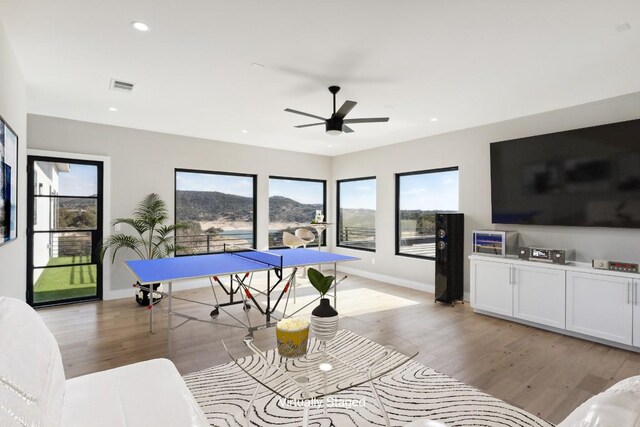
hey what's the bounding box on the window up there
[268,176,326,248]
[396,167,459,259]
[337,177,376,251]
[175,169,256,255]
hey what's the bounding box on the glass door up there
[27,156,103,306]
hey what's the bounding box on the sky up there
[176,171,254,197]
[54,166,457,210]
[176,173,325,204]
[57,163,98,196]
[269,178,323,204]
[339,179,377,209]
[399,170,459,211]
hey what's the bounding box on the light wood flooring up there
[37,271,639,425]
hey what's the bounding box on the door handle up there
[628,282,632,304]
[635,282,638,305]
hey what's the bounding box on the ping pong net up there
[223,244,283,271]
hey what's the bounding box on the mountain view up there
[175,191,322,224]
[175,190,324,252]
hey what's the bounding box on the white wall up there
[27,115,332,299]
[0,22,27,300]
[32,161,57,278]
[332,92,640,296]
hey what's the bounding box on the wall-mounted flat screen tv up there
[491,118,640,228]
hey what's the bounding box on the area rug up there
[184,331,554,427]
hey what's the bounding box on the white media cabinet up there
[469,255,640,352]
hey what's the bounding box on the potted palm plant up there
[99,193,185,305]
[307,267,338,341]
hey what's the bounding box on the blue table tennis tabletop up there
[126,248,358,284]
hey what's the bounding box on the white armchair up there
[282,231,305,249]
[295,228,315,248]
[0,297,209,427]
[282,231,306,301]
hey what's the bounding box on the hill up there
[175,191,322,223]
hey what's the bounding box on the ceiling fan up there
[285,86,389,135]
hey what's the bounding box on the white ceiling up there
[1,0,639,156]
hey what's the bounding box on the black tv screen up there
[490,118,640,228]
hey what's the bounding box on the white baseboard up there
[104,287,137,301]
[103,279,211,301]
[103,272,472,302]
[336,266,471,303]
[336,266,434,293]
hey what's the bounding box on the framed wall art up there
[0,115,18,246]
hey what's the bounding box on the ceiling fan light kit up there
[285,86,389,135]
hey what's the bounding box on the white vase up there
[310,298,338,341]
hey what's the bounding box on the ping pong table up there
[125,246,358,355]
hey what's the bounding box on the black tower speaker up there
[435,212,464,306]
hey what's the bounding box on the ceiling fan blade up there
[342,125,355,133]
[284,108,327,121]
[294,122,325,128]
[334,100,357,119]
[343,117,390,124]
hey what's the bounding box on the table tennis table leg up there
[148,283,153,334]
[266,271,271,323]
[168,281,173,358]
[333,262,337,310]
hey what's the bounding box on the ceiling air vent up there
[110,79,135,92]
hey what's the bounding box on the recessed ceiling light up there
[250,63,265,69]
[241,130,248,134]
[131,21,149,32]
[328,144,333,148]
[108,107,118,112]
[430,117,438,122]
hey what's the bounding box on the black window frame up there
[268,175,327,249]
[174,168,257,257]
[336,176,377,252]
[395,166,459,260]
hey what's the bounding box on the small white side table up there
[304,222,332,251]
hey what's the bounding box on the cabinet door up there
[634,280,640,347]
[471,260,513,316]
[514,265,565,329]
[566,272,633,345]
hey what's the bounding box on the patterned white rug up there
[184,332,554,427]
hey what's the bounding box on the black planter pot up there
[135,282,163,306]
[311,298,338,317]
[310,298,338,341]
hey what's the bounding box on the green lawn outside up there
[34,256,97,303]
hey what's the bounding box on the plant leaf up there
[307,267,334,296]
[98,234,146,263]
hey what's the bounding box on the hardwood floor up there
[37,271,639,425]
